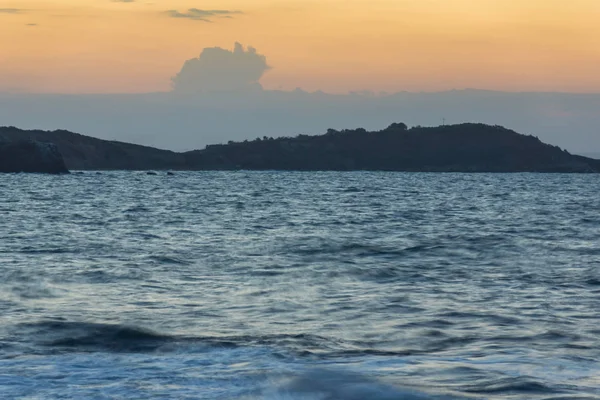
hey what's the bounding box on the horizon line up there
[2,88,600,96]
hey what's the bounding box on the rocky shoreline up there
[0,140,69,174]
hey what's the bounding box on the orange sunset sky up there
[1,0,599,94]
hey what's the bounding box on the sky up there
[2,0,600,94]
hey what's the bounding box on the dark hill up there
[186,123,600,172]
[1,123,599,172]
[0,126,185,171]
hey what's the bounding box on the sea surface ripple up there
[1,171,599,399]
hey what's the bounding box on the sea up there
[1,171,599,399]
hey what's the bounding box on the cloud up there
[171,42,270,93]
[0,8,22,14]
[26,23,38,26]
[165,8,242,22]
[112,0,135,2]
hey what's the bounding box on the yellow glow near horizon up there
[1,0,599,93]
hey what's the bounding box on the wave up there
[17,321,353,355]
[258,368,463,400]
[8,281,60,300]
[585,278,600,286]
[462,376,558,395]
[25,321,175,352]
[293,242,444,258]
[18,247,72,254]
[147,255,191,265]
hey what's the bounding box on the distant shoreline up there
[1,123,599,173]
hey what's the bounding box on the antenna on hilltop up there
[442,118,446,126]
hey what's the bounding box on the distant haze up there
[0,42,599,155]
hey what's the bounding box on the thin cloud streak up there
[165,8,242,22]
[0,8,22,14]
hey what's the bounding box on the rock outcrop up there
[0,140,69,174]
[0,126,186,171]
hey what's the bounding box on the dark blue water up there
[1,171,599,399]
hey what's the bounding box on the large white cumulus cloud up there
[171,43,270,93]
